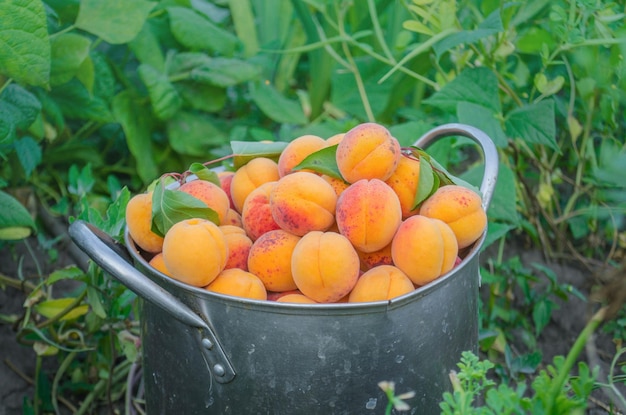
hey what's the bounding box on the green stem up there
[52,352,77,415]
[367,0,394,62]
[0,78,13,95]
[545,307,606,413]
[49,24,76,40]
[34,354,42,415]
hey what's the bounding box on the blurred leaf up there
[68,164,95,196]
[168,7,240,56]
[129,22,166,71]
[505,100,558,150]
[49,33,92,86]
[0,84,41,144]
[176,82,226,112]
[138,64,182,120]
[230,141,287,169]
[76,0,156,44]
[433,9,503,58]
[424,67,501,113]
[35,298,89,321]
[188,163,221,185]
[0,190,36,239]
[166,111,228,156]
[76,55,95,93]
[0,0,50,87]
[250,81,307,125]
[112,90,158,184]
[33,342,59,356]
[151,179,219,236]
[593,139,626,188]
[457,102,508,148]
[48,266,85,285]
[228,0,258,57]
[292,145,343,179]
[87,285,107,319]
[188,57,261,87]
[14,136,42,178]
[51,79,113,122]
[532,300,552,337]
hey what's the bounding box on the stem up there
[49,24,76,40]
[367,0,394,62]
[52,352,77,415]
[546,307,607,413]
[0,273,37,292]
[0,78,13,95]
[34,354,42,415]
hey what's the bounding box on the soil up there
[1,229,624,414]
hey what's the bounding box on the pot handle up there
[68,219,236,384]
[413,123,499,210]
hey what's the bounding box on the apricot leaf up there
[188,163,221,186]
[413,155,436,209]
[292,145,344,180]
[230,141,287,169]
[151,180,219,237]
[35,298,89,321]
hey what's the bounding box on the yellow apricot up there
[178,179,230,224]
[218,171,236,209]
[247,229,300,292]
[325,133,345,146]
[220,225,253,271]
[419,185,487,249]
[291,231,360,303]
[148,252,172,277]
[277,134,326,177]
[335,123,401,183]
[162,218,228,287]
[348,265,415,303]
[230,157,280,213]
[391,215,458,286]
[241,181,281,241]
[276,293,317,304]
[205,268,267,301]
[222,208,243,227]
[335,179,402,253]
[357,243,393,271]
[126,192,164,253]
[270,172,337,236]
[321,174,350,197]
[384,155,421,218]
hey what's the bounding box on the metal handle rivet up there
[213,364,225,377]
[202,338,214,350]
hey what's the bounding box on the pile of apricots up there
[125,122,487,304]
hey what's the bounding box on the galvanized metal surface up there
[68,123,498,415]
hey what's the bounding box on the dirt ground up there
[0,231,624,414]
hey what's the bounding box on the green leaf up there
[188,163,221,185]
[112,90,158,184]
[0,84,41,144]
[424,67,501,113]
[462,162,519,224]
[0,0,50,87]
[50,33,92,86]
[166,111,229,156]
[516,27,556,54]
[129,22,165,71]
[176,82,226,113]
[76,0,156,44]
[35,298,89,321]
[413,155,436,209]
[0,190,36,239]
[187,57,261,87]
[75,55,95,93]
[532,300,552,337]
[48,266,85,285]
[14,136,42,178]
[230,141,287,169]
[50,79,113,122]
[138,64,182,120]
[168,7,240,56]
[505,100,558,150]
[250,81,307,125]
[87,285,107,318]
[228,0,259,57]
[292,145,343,179]
[456,102,508,148]
[433,9,504,59]
[151,180,219,236]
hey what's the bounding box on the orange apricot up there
[348,265,415,303]
[220,225,253,271]
[325,133,345,146]
[335,179,402,253]
[178,179,230,225]
[148,252,172,277]
[277,134,326,177]
[270,172,337,236]
[291,231,360,303]
[276,293,317,304]
[162,218,228,287]
[321,174,350,197]
[357,243,393,271]
[419,185,487,249]
[247,229,300,292]
[335,123,401,183]
[126,192,164,253]
[240,181,281,241]
[391,215,458,286]
[222,208,243,227]
[230,157,280,213]
[384,155,421,218]
[205,268,267,301]
[218,171,236,209]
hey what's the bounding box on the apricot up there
[291,231,360,303]
[218,171,236,209]
[230,157,280,213]
[148,252,172,277]
[222,208,243,227]
[348,265,415,303]
[325,133,345,146]
[321,174,350,197]
[357,243,393,271]
[384,155,421,218]
[220,225,253,271]
[247,229,300,292]
[241,181,281,241]
[335,123,401,183]
[276,293,317,304]
[162,218,228,287]
[178,180,230,225]
[205,268,267,301]
[126,192,164,253]
[267,289,301,301]
[420,185,487,248]
[335,179,402,253]
[270,172,337,236]
[277,134,326,177]
[391,215,458,286]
